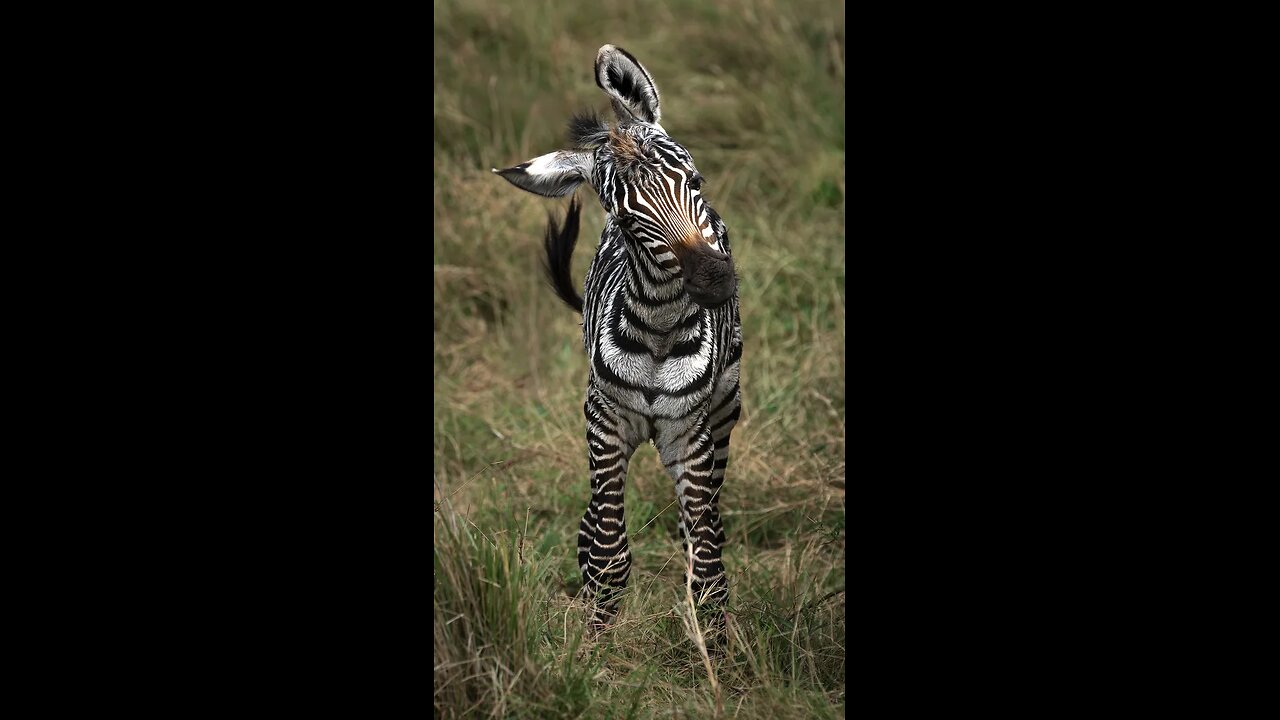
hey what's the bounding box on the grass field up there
[435,1,845,716]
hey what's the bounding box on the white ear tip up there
[491,168,500,173]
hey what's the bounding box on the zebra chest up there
[600,343,705,386]
[593,327,715,416]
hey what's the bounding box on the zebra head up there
[494,44,736,309]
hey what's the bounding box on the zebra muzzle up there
[681,243,736,309]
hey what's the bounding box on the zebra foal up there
[494,45,742,630]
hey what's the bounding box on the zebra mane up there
[567,109,610,149]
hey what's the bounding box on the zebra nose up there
[681,243,736,309]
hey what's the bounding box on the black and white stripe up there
[577,149,741,628]
[495,45,742,631]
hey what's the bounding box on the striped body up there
[576,143,742,626]
[582,213,740,421]
[494,45,741,629]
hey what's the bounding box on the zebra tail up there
[542,195,584,314]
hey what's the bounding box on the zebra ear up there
[492,150,594,198]
[595,45,661,126]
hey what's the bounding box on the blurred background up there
[435,1,844,716]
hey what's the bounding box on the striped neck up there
[619,229,698,335]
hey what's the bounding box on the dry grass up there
[435,0,844,716]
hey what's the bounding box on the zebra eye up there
[689,174,704,191]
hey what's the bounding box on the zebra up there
[493,45,742,630]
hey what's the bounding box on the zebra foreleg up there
[658,413,729,622]
[580,390,637,630]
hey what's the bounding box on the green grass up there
[435,0,845,716]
